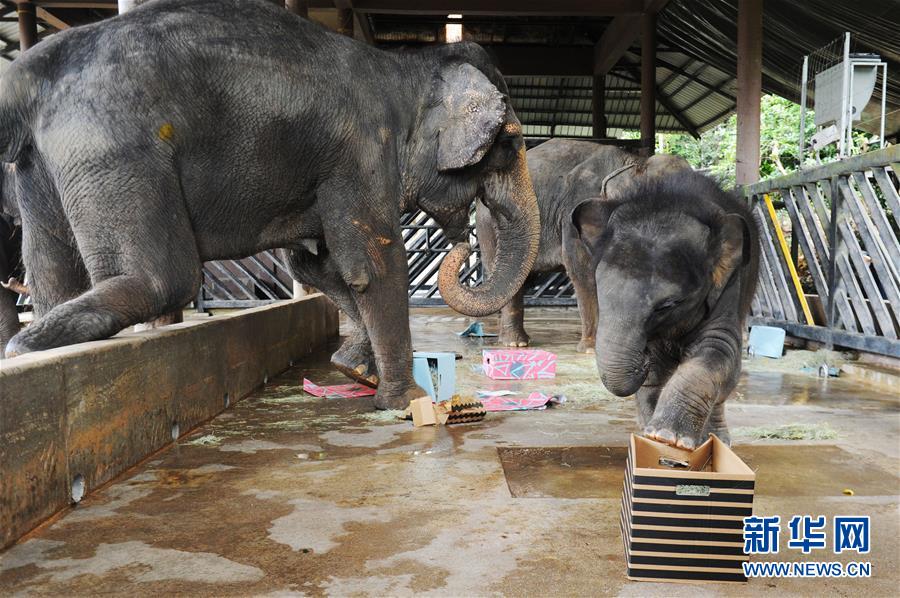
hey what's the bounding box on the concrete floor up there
[1,307,898,596]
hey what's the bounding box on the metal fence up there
[402,210,575,306]
[199,210,576,309]
[198,251,294,309]
[744,145,900,357]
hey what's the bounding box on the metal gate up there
[198,251,294,309]
[402,210,576,306]
[744,145,900,357]
[199,210,576,309]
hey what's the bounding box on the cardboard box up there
[482,349,557,380]
[620,434,755,584]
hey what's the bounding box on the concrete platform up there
[1,307,898,596]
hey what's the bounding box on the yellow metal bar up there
[763,194,815,325]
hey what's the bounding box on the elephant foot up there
[499,328,530,348]
[331,339,379,388]
[576,337,596,354]
[643,413,706,451]
[375,383,430,411]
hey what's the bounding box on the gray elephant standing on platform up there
[0,0,541,409]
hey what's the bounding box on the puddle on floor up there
[735,372,899,411]
[498,446,627,498]
[498,445,900,500]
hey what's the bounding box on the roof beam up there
[489,45,593,77]
[341,0,645,16]
[33,1,116,8]
[333,1,375,44]
[594,0,669,75]
[36,7,70,29]
[619,63,700,138]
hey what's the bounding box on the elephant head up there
[409,44,540,317]
[571,171,750,397]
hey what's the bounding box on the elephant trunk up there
[595,314,649,397]
[438,146,540,317]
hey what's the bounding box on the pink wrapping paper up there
[481,392,556,411]
[302,378,377,398]
[482,349,557,380]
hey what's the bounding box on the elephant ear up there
[437,63,506,172]
[707,213,752,309]
[570,197,623,255]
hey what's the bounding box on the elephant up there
[0,0,541,409]
[571,169,760,448]
[476,139,690,352]
[0,164,24,355]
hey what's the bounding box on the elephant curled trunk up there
[438,147,540,317]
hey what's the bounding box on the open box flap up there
[630,434,755,481]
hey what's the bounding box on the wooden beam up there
[333,1,374,44]
[34,1,116,7]
[16,1,37,51]
[735,0,762,185]
[347,0,645,16]
[639,11,656,153]
[594,16,639,75]
[488,45,593,77]
[593,0,669,75]
[35,6,68,29]
[592,74,607,138]
[285,0,308,17]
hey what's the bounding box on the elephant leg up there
[499,285,529,347]
[702,402,731,445]
[562,223,598,353]
[282,247,378,387]
[635,343,679,428]
[325,219,427,410]
[477,200,529,347]
[7,173,200,355]
[644,331,742,450]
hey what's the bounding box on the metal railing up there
[744,145,900,357]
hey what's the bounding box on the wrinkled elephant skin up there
[0,0,540,409]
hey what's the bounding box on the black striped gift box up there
[620,433,755,583]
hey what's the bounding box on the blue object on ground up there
[412,351,457,402]
[458,321,498,337]
[748,325,786,359]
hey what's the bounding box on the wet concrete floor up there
[1,307,898,596]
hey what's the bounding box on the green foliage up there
[656,94,872,188]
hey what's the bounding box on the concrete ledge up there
[0,295,339,549]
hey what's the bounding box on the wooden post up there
[640,12,656,156]
[337,8,353,37]
[285,0,308,17]
[736,0,763,185]
[592,74,607,139]
[16,1,37,52]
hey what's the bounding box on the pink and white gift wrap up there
[481,349,557,380]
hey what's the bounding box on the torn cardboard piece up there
[409,397,437,427]
[482,349,557,380]
[303,378,377,399]
[407,395,486,427]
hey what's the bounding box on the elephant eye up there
[654,298,683,313]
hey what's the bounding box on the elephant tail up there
[0,69,37,163]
